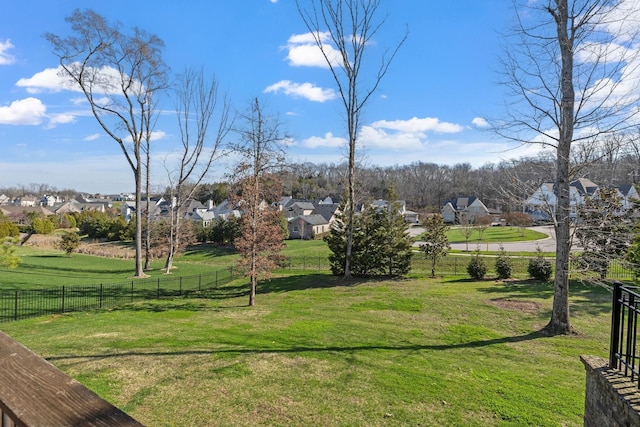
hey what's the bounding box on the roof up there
[444,197,477,210]
[312,204,339,222]
[291,201,316,210]
[571,178,598,196]
[1,205,55,216]
[296,214,329,226]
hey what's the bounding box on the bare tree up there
[497,0,640,334]
[296,0,407,279]
[231,98,286,306]
[164,68,232,273]
[46,9,168,277]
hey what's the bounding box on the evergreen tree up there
[420,215,450,278]
[324,199,412,278]
[0,237,21,269]
[577,188,635,280]
[57,231,81,257]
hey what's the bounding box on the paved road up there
[410,225,577,252]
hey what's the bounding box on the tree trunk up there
[134,164,145,277]
[144,149,152,271]
[545,0,573,335]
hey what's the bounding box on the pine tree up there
[420,215,450,278]
[324,198,412,278]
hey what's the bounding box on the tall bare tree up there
[498,0,640,334]
[231,98,286,306]
[46,9,168,277]
[164,68,232,273]
[296,0,407,279]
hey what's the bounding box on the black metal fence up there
[610,282,640,386]
[282,255,640,281]
[0,268,235,323]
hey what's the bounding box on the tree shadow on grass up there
[258,274,353,294]
[181,244,237,259]
[18,259,133,275]
[46,330,549,363]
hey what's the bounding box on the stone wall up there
[581,355,640,427]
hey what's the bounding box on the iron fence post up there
[610,281,622,368]
[61,286,65,314]
[14,290,18,321]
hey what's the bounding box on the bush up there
[0,221,19,239]
[494,246,512,279]
[467,252,487,279]
[528,248,552,281]
[57,231,81,257]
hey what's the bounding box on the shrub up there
[528,247,552,281]
[0,221,19,239]
[494,245,512,279]
[57,231,81,257]
[467,251,487,279]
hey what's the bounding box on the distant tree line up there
[6,144,640,216]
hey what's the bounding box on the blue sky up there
[0,0,542,194]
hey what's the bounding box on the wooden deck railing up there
[0,330,143,426]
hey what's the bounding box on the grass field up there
[1,272,611,426]
[445,226,548,244]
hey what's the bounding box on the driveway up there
[410,225,577,252]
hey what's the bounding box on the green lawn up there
[2,245,233,289]
[2,273,611,426]
[446,226,548,244]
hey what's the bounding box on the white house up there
[524,178,621,221]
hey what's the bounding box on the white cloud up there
[301,132,347,148]
[16,64,140,95]
[84,133,101,141]
[0,39,15,65]
[123,130,167,143]
[16,67,70,94]
[47,113,76,128]
[285,32,341,68]
[371,117,464,134]
[359,125,423,150]
[264,80,336,102]
[0,97,46,125]
[472,117,489,128]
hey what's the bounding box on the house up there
[113,193,135,201]
[40,194,64,207]
[14,195,37,207]
[524,178,605,221]
[121,200,165,222]
[0,194,11,205]
[311,203,340,225]
[371,199,420,224]
[190,199,242,227]
[53,198,111,215]
[0,206,55,225]
[288,214,330,240]
[614,184,640,211]
[441,197,500,224]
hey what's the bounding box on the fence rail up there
[4,253,638,324]
[610,282,640,387]
[0,268,235,323]
[282,255,640,281]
